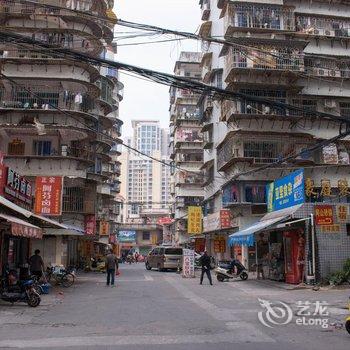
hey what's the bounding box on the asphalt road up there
[0,264,349,349]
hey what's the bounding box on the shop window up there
[143,232,150,241]
[245,184,266,203]
[8,139,25,155]
[33,140,52,156]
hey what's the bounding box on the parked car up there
[145,247,183,271]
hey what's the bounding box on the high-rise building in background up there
[197,0,350,281]
[120,120,171,223]
[0,1,123,268]
[169,52,204,245]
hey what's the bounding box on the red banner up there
[85,215,96,236]
[220,209,231,229]
[315,205,334,225]
[34,177,63,216]
[11,223,43,239]
[157,217,174,225]
[194,238,206,253]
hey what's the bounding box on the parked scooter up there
[0,269,41,307]
[215,260,248,282]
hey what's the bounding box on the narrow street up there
[0,265,348,349]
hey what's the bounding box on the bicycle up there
[46,266,75,288]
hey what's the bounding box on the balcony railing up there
[7,146,95,162]
[305,57,350,79]
[225,47,304,77]
[175,129,202,143]
[296,15,350,38]
[175,171,204,185]
[0,87,99,115]
[201,0,211,21]
[224,3,295,34]
[217,136,312,170]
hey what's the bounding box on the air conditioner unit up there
[315,68,327,76]
[324,29,335,37]
[324,99,337,109]
[328,69,341,77]
[313,28,325,36]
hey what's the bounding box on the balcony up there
[175,88,200,105]
[305,57,350,79]
[224,47,304,83]
[173,107,201,125]
[176,196,203,209]
[296,15,350,39]
[223,3,295,37]
[174,128,203,148]
[201,53,213,84]
[175,153,203,164]
[222,182,267,207]
[221,91,319,122]
[200,0,211,21]
[203,129,214,150]
[175,171,204,186]
[0,86,102,118]
[217,133,314,171]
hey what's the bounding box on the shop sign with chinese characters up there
[213,236,226,253]
[11,222,43,239]
[315,205,334,225]
[85,215,96,235]
[34,176,63,216]
[305,178,350,199]
[188,206,202,235]
[336,204,349,223]
[320,225,341,234]
[266,169,304,212]
[99,221,109,236]
[182,249,195,278]
[0,165,33,208]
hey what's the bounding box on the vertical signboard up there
[99,221,109,236]
[34,176,63,216]
[85,215,96,235]
[188,206,202,235]
[182,249,195,278]
[336,204,348,223]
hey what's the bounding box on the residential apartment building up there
[0,0,123,267]
[120,120,171,223]
[198,0,350,280]
[169,52,204,245]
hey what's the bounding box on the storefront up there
[229,170,309,284]
[0,213,43,277]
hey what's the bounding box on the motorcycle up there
[215,260,248,282]
[0,270,41,307]
[346,297,350,335]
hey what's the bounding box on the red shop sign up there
[85,215,96,236]
[315,205,334,225]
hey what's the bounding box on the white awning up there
[0,213,43,239]
[228,204,303,247]
[44,228,84,236]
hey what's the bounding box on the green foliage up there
[328,271,346,286]
[343,258,350,273]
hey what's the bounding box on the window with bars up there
[243,141,280,162]
[8,139,25,155]
[62,187,84,213]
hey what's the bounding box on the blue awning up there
[229,204,303,247]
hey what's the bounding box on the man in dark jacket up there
[105,249,119,287]
[199,251,213,285]
[29,249,44,278]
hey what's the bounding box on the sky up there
[114,0,200,138]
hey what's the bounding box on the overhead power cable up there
[1,31,350,180]
[0,29,349,126]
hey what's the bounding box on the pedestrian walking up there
[199,251,213,285]
[28,249,44,279]
[105,249,119,287]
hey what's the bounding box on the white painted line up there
[164,276,274,343]
[0,331,274,348]
[144,274,154,281]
